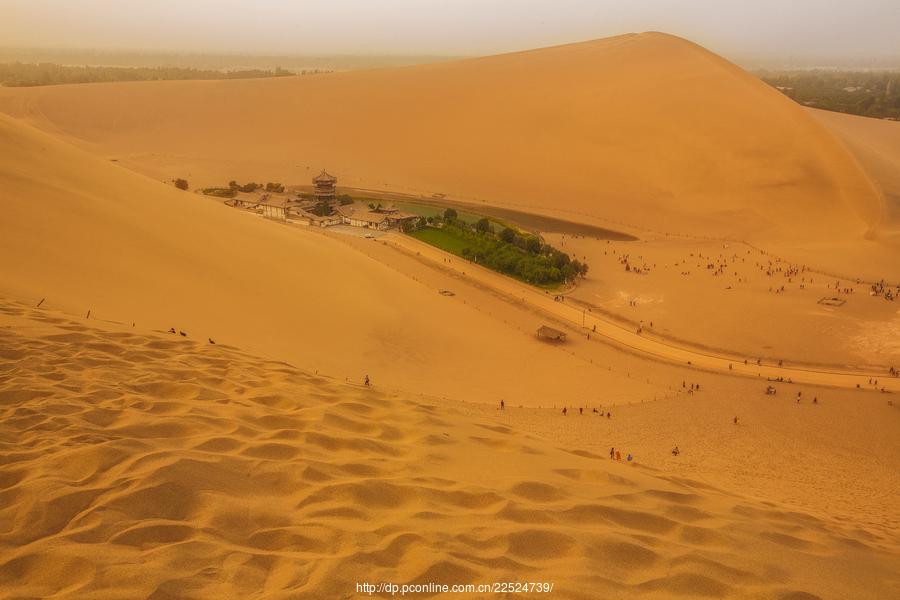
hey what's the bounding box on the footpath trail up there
[384,233,900,393]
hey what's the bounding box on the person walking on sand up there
[615,450,621,461]
[562,407,567,416]
[627,453,633,462]
[672,446,680,456]
[734,416,738,425]
[610,447,615,459]
[607,411,611,419]
[500,400,505,411]
[364,375,370,387]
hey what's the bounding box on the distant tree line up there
[0,63,298,87]
[199,180,285,197]
[758,70,900,120]
[228,181,284,193]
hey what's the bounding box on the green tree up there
[475,218,493,233]
[500,227,517,243]
[443,208,458,221]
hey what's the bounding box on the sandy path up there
[384,233,900,392]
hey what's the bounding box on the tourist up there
[671,446,680,456]
[364,375,370,387]
[610,447,615,459]
[562,407,567,416]
[500,400,505,410]
[615,450,621,461]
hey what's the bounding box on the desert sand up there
[2,300,899,599]
[1,31,899,599]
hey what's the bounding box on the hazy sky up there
[3,0,899,61]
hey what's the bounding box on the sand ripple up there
[1,301,897,598]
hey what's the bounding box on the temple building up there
[312,170,337,202]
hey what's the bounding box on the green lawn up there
[408,227,471,254]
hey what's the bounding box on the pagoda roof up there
[313,170,337,184]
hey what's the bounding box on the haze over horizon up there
[3,0,900,66]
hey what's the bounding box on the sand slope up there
[812,108,900,241]
[0,112,657,407]
[2,300,898,599]
[0,32,886,260]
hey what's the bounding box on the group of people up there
[559,406,611,418]
[869,280,899,301]
[609,447,633,462]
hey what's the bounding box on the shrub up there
[174,178,189,191]
[475,218,493,233]
[201,187,236,198]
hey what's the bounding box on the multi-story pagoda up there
[312,170,337,202]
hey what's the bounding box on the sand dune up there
[0,32,890,271]
[2,32,899,598]
[2,300,897,599]
[0,112,664,408]
[812,108,900,240]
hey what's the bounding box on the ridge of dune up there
[2,299,898,599]
[0,32,888,265]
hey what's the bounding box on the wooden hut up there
[536,325,567,342]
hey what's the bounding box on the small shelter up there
[336,205,390,230]
[229,195,260,210]
[299,209,342,227]
[536,325,567,342]
[259,195,292,221]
